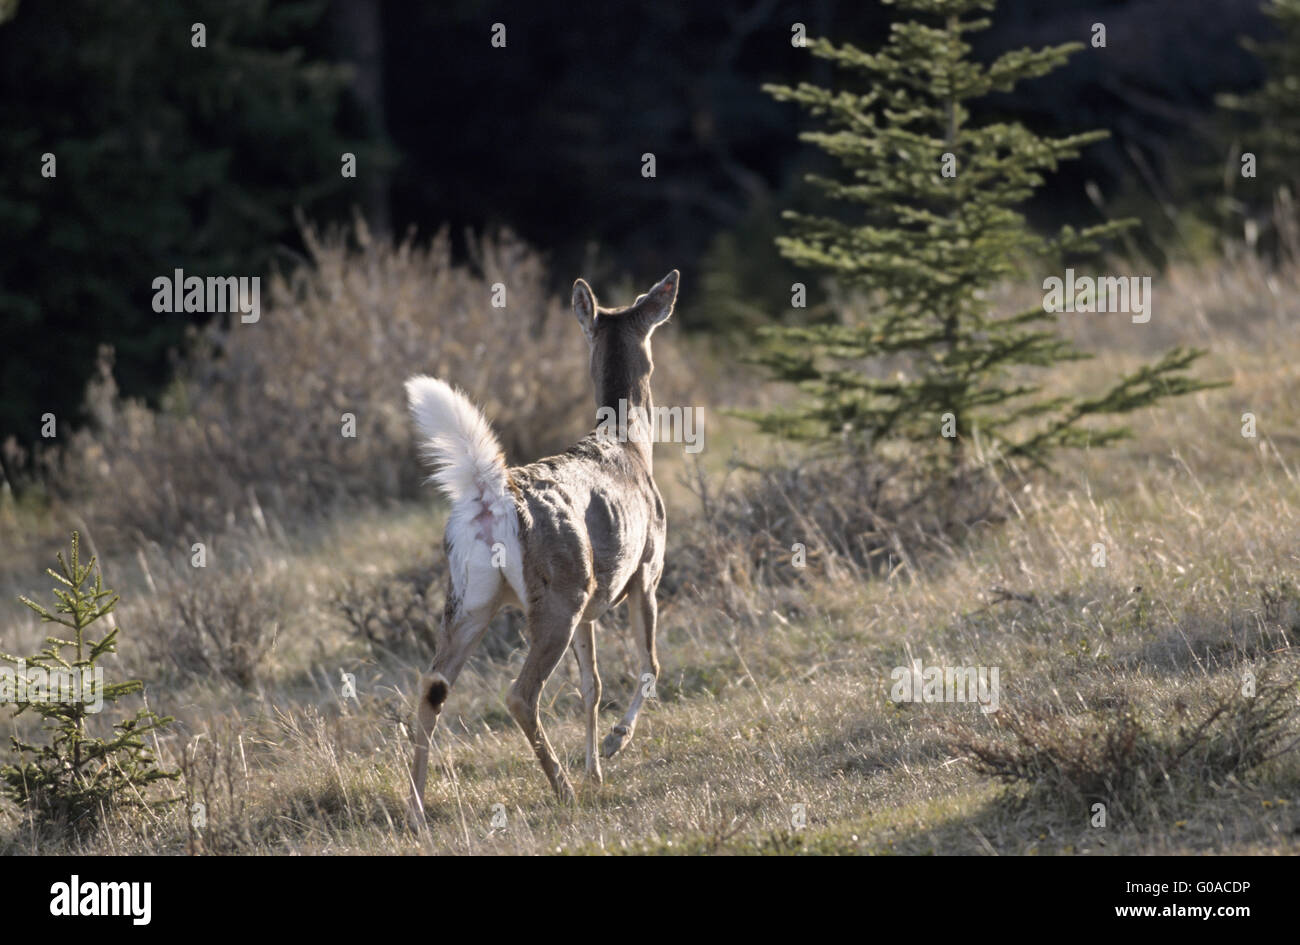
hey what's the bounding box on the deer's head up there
[572,270,679,412]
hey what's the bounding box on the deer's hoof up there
[602,725,631,759]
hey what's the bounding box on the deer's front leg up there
[603,581,659,759]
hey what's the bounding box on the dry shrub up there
[59,221,590,546]
[946,663,1300,821]
[664,453,1003,619]
[334,562,441,662]
[167,570,284,688]
[136,548,292,688]
[333,558,524,665]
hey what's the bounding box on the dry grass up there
[946,666,1300,825]
[2,247,1300,855]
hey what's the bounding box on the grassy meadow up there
[1,236,1298,855]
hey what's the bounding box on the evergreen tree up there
[0,0,387,449]
[749,0,1220,469]
[1218,0,1300,231]
[1,533,176,828]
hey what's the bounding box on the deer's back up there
[510,433,665,617]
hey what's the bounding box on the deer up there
[403,270,679,821]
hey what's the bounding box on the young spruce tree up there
[750,0,1219,468]
[1,533,176,827]
[1218,1,1300,221]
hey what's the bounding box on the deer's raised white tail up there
[404,376,524,613]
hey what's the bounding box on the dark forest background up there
[0,0,1276,451]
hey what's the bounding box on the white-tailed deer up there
[404,270,678,819]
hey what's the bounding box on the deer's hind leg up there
[571,619,602,785]
[603,573,660,759]
[409,581,500,825]
[508,591,589,803]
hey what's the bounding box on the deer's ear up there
[572,278,597,343]
[636,269,679,332]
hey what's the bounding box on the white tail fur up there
[404,375,510,509]
[404,375,521,612]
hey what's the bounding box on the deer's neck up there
[596,378,654,470]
